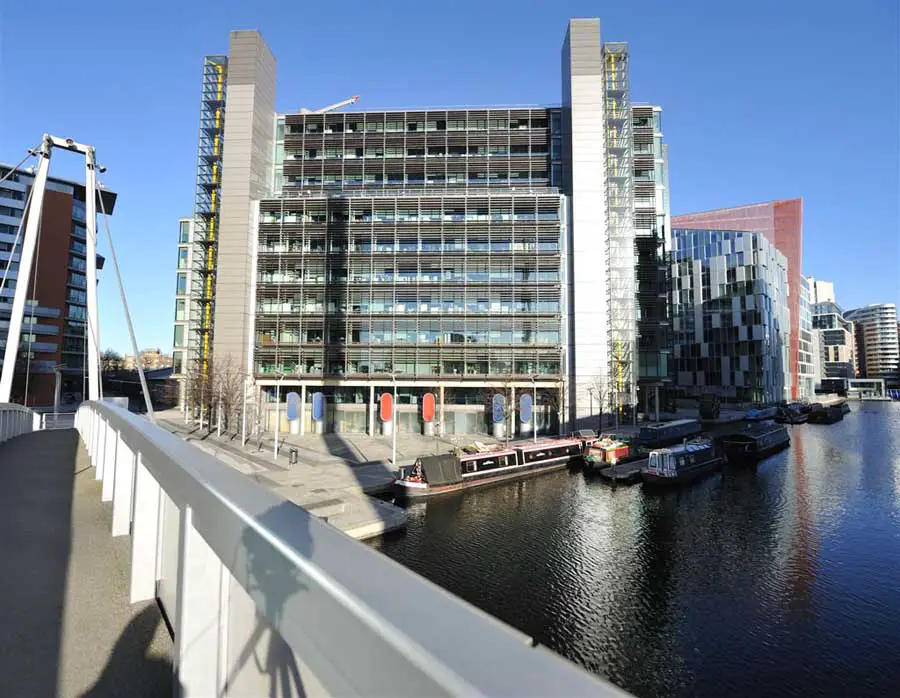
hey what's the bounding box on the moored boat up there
[808,404,844,424]
[640,438,724,487]
[721,422,790,464]
[635,419,702,449]
[775,404,808,424]
[745,405,778,421]
[583,435,633,472]
[395,438,584,499]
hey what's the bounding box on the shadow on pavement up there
[79,604,175,698]
[0,430,78,698]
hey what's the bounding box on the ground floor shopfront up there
[255,378,564,438]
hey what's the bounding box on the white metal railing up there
[0,402,40,442]
[74,401,622,698]
[41,412,76,430]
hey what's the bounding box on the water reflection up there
[373,403,900,697]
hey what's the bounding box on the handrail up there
[75,401,624,696]
[0,402,39,442]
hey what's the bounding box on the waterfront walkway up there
[0,430,172,697]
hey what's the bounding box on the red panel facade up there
[672,199,803,400]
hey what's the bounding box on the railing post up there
[112,433,136,536]
[130,453,161,603]
[0,411,6,443]
[101,424,117,502]
[94,419,106,479]
[174,506,226,697]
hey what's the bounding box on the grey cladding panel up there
[566,19,602,76]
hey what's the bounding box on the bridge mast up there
[0,135,103,403]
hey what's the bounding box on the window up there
[67,288,87,304]
[175,299,186,321]
[67,304,87,321]
[174,325,185,347]
[176,272,187,295]
[179,220,191,243]
[177,248,189,269]
[71,240,87,255]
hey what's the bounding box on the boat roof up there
[516,438,581,451]
[459,449,517,461]
[653,440,711,455]
[643,418,698,430]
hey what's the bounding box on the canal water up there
[373,402,900,697]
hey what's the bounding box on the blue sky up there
[1,0,897,354]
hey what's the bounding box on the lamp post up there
[587,386,594,434]
[241,374,248,447]
[273,371,285,461]
[389,372,398,468]
[531,374,538,443]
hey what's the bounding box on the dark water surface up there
[373,402,900,697]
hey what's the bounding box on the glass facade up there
[672,199,803,399]
[672,228,790,403]
[254,190,563,380]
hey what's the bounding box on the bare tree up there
[484,382,516,442]
[588,374,610,433]
[183,355,246,433]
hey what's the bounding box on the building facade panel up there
[672,198,803,399]
[672,228,789,403]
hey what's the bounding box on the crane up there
[298,95,360,114]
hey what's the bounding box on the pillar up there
[438,384,445,436]
[300,384,306,436]
[369,385,376,436]
[654,385,660,423]
[509,386,516,438]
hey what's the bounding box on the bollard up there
[289,448,298,466]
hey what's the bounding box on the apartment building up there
[0,163,116,406]
[671,228,790,403]
[175,19,667,434]
[806,277,856,386]
[844,303,899,384]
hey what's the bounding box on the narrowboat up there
[721,422,790,464]
[640,439,725,487]
[775,404,808,424]
[745,405,778,421]
[394,438,585,499]
[808,404,844,424]
[635,419,702,448]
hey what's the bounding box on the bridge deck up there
[0,430,172,697]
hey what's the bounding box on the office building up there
[844,303,899,384]
[175,19,666,433]
[672,199,811,399]
[671,228,790,403]
[0,164,116,406]
[632,105,673,417]
[172,217,195,401]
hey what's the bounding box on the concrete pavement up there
[0,430,172,697]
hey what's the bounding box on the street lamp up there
[240,373,249,447]
[389,371,398,469]
[531,374,539,443]
[273,370,285,461]
[587,386,594,434]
